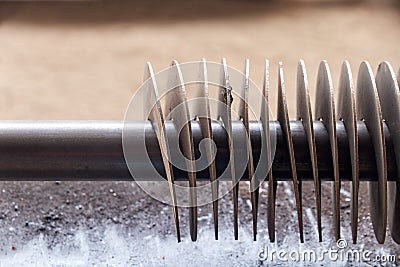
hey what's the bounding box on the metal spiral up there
[144,59,400,245]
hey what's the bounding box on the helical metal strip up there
[144,59,400,244]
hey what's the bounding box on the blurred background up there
[0,0,399,266]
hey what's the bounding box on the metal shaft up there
[0,120,395,181]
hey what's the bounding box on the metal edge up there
[166,60,198,241]
[261,60,277,242]
[375,61,400,244]
[144,62,181,242]
[315,60,340,240]
[238,59,258,240]
[217,58,239,240]
[337,60,359,244]
[196,59,219,240]
[356,61,387,243]
[277,62,304,243]
[296,59,322,242]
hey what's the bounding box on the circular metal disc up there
[296,59,322,242]
[337,61,359,244]
[375,61,400,244]
[356,61,387,244]
[314,60,341,240]
[277,62,304,243]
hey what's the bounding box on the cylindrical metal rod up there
[0,120,395,181]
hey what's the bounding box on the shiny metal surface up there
[0,120,396,182]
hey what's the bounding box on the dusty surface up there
[0,0,399,266]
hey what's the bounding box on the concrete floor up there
[0,0,399,266]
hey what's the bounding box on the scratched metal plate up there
[375,61,400,244]
[296,60,322,242]
[277,62,304,243]
[337,61,359,244]
[356,61,387,244]
[314,60,340,240]
[144,62,181,242]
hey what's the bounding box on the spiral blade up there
[217,58,239,239]
[140,59,399,244]
[277,62,304,243]
[165,60,198,241]
[357,61,387,244]
[375,61,400,244]
[237,59,259,240]
[193,59,219,240]
[144,62,181,242]
[337,61,359,244]
[259,60,277,242]
[315,61,341,241]
[297,60,322,242]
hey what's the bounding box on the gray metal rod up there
[0,120,395,181]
